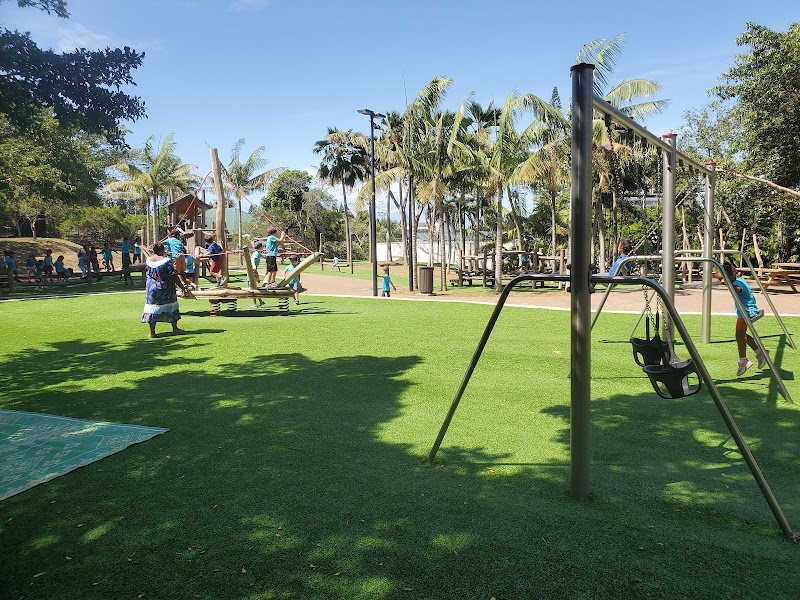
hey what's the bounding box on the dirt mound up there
[0,238,85,270]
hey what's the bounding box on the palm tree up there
[220,138,284,261]
[414,106,472,290]
[104,133,197,245]
[486,91,564,292]
[314,128,368,273]
[576,34,670,269]
[514,87,571,269]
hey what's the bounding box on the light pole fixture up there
[358,108,385,297]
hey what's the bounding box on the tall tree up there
[104,134,196,245]
[576,34,670,269]
[715,23,800,189]
[0,1,145,140]
[486,91,563,292]
[221,138,283,260]
[314,129,368,273]
[514,87,571,268]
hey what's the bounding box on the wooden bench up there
[450,273,485,286]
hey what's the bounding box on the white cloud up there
[53,23,112,52]
[228,0,267,12]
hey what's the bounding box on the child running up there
[381,265,397,297]
[720,262,767,376]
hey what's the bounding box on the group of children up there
[1,237,144,284]
[4,248,74,282]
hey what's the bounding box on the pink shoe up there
[737,359,753,377]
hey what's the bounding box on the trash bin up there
[418,266,434,294]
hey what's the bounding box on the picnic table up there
[736,267,798,293]
[773,263,800,278]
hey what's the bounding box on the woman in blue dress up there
[141,242,184,338]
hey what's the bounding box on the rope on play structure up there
[221,172,315,254]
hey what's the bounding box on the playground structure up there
[183,248,321,315]
[428,63,797,539]
[178,147,322,316]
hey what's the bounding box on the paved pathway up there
[300,270,800,317]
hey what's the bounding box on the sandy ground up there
[297,269,800,317]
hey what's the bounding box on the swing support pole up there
[569,63,594,500]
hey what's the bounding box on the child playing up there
[381,265,397,297]
[132,237,142,264]
[283,255,301,305]
[120,237,132,270]
[89,246,100,274]
[77,248,88,279]
[249,242,265,307]
[202,234,226,287]
[607,238,633,276]
[164,230,195,291]
[102,243,114,271]
[3,250,18,281]
[25,254,36,279]
[34,259,44,282]
[720,262,767,376]
[185,254,198,290]
[43,249,54,281]
[263,227,286,287]
[54,255,69,280]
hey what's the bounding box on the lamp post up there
[358,108,385,297]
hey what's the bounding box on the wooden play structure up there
[182,248,322,315]
[180,147,322,316]
[165,191,212,256]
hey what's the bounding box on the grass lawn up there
[1,291,799,599]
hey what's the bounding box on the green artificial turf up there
[0,291,798,599]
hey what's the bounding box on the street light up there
[358,108,385,297]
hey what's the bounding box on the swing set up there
[428,64,797,540]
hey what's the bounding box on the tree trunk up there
[474,193,481,256]
[342,182,353,275]
[595,191,606,272]
[550,190,558,272]
[611,189,618,262]
[459,199,466,279]
[394,185,408,266]
[386,188,393,262]
[439,203,447,290]
[495,181,503,293]
[414,201,425,288]
[150,196,157,246]
[426,204,434,266]
[508,185,524,260]
[411,176,420,290]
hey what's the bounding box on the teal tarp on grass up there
[0,409,167,501]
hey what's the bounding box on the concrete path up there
[299,270,800,317]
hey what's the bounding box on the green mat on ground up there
[0,409,167,501]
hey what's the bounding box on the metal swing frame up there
[428,64,796,540]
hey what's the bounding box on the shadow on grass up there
[1,332,799,599]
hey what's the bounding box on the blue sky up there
[1,0,796,209]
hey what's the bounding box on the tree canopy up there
[715,22,800,189]
[0,0,145,140]
[263,170,311,213]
